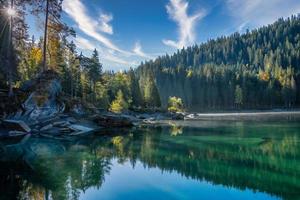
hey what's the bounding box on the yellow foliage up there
[259,71,270,81]
[186,69,193,78]
[168,96,184,113]
[109,90,128,113]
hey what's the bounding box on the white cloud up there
[226,0,300,29]
[62,0,127,54]
[133,42,153,59]
[163,0,206,49]
[73,35,137,69]
[103,53,134,66]
[63,0,156,70]
[99,13,113,34]
[74,36,95,51]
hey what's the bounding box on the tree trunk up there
[42,0,49,71]
[8,0,14,97]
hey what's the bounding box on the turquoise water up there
[0,120,299,200]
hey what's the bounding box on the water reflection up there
[0,121,299,200]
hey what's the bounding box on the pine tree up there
[144,73,161,108]
[85,49,102,102]
[235,85,243,108]
[128,68,143,107]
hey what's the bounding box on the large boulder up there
[11,70,65,124]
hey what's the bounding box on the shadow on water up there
[0,120,299,200]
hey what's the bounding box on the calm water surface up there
[0,119,299,200]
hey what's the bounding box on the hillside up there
[137,15,300,111]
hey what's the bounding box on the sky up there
[28,0,300,71]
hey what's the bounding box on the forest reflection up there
[0,121,299,200]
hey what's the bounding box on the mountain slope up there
[137,15,300,111]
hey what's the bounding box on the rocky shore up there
[1,70,299,141]
[0,71,184,140]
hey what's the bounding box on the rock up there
[2,120,31,132]
[8,130,26,135]
[10,70,64,123]
[143,118,156,124]
[52,121,70,127]
[69,125,94,136]
[92,113,134,128]
[8,131,28,139]
[40,124,53,131]
[71,104,85,115]
[170,112,185,120]
[59,127,72,133]
[185,113,196,120]
[136,114,150,120]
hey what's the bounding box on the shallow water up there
[0,119,299,200]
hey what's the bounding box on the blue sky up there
[28,0,300,71]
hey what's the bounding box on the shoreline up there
[184,110,300,120]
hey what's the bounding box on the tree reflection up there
[0,122,299,200]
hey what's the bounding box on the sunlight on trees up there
[168,97,184,113]
[109,90,129,113]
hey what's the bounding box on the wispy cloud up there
[62,0,127,54]
[74,36,95,51]
[133,42,153,59]
[99,13,113,35]
[63,0,156,69]
[163,0,206,49]
[103,53,135,66]
[74,35,135,67]
[226,0,300,29]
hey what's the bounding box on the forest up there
[137,15,300,111]
[0,0,299,113]
[0,0,157,115]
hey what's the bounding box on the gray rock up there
[92,113,134,128]
[2,120,31,132]
[170,112,185,120]
[40,124,53,131]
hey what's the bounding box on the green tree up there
[110,90,128,113]
[143,74,161,108]
[82,49,102,102]
[128,68,143,107]
[235,85,243,108]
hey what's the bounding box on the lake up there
[0,119,299,200]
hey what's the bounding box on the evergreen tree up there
[235,85,243,108]
[83,49,102,102]
[136,16,300,111]
[143,73,161,108]
[128,68,143,107]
